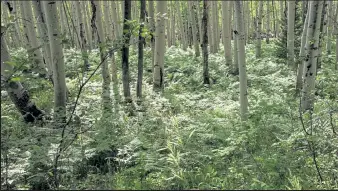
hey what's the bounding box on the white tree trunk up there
[32,0,53,79]
[266,2,270,44]
[287,1,296,68]
[20,1,47,77]
[153,1,167,91]
[296,7,309,95]
[234,1,249,121]
[301,1,323,111]
[256,1,263,58]
[43,1,67,126]
[92,0,111,112]
[325,1,333,54]
[221,1,232,68]
[1,26,44,123]
[188,1,200,57]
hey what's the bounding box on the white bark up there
[153,0,167,90]
[43,1,67,125]
[234,1,249,121]
[296,7,309,95]
[188,1,200,57]
[287,1,296,68]
[92,0,111,112]
[301,1,323,111]
[20,1,47,76]
[256,1,263,58]
[222,1,232,67]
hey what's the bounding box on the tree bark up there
[234,1,249,121]
[256,1,263,58]
[1,26,44,123]
[91,0,112,111]
[287,1,296,68]
[188,1,200,57]
[121,0,132,102]
[301,1,323,111]
[137,0,146,99]
[43,1,67,126]
[222,1,232,68]
[296,7,309,96]
[149,1,155,68]
[20,1,48,77]
[153,0,167,91]
[202,0,210,85]
[266,1,270,44]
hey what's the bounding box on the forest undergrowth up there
[1,42,337,190]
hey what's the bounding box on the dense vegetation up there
[1,0,337,190]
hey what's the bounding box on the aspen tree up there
[325,1,333,54]
[234,0,249,121]
[32,0,53,79]
[153,0,167,91]
[91,0,112,111]
[301,1,323,111]
[177,1,187,51]
[266,2,270,44]
[1,26,43,123]
[43,1,67,126]
[170,0,176,46]
[188,1,200,57]
[149,1,155,68]
[287,1,296,68]
[221,1,232,67]
[20,1,47,77]
[256,1,263,58]
[296,8,309,96]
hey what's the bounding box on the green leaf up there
[10,77,21,82]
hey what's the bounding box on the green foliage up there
[1,36,337,190]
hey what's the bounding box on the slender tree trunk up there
[326,1,333,54]
[1,26,44,123]
[222,1,232,68]
[287,1,296,68]
[32,0,53,80]
[196,1,203,44]
[317,1,328,71]
[103,1,113,42]
[335,3,338,69]
[111,1,121,39]
[91,0,112,111]
[279,1,284,38]
[167,2,172,47]
[20,1,47,77]
[43,0,67,126]
[82,2,92,51]
[137,0,146,99]
[153,0,167,91]
[266,1,270,44]
[272,1,277,38]
[188,1,200,57]
[149,0,155,68]
[234,1,249,121]
[202,0,210,84]
[296,7,309,96]
[301,1,323,111]
[121,0,132,102]
[177,1,188,51]
[233,4,239,75]
[256,1,263,58]
[171,0,176,46]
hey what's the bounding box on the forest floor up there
[1,42,337,190]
